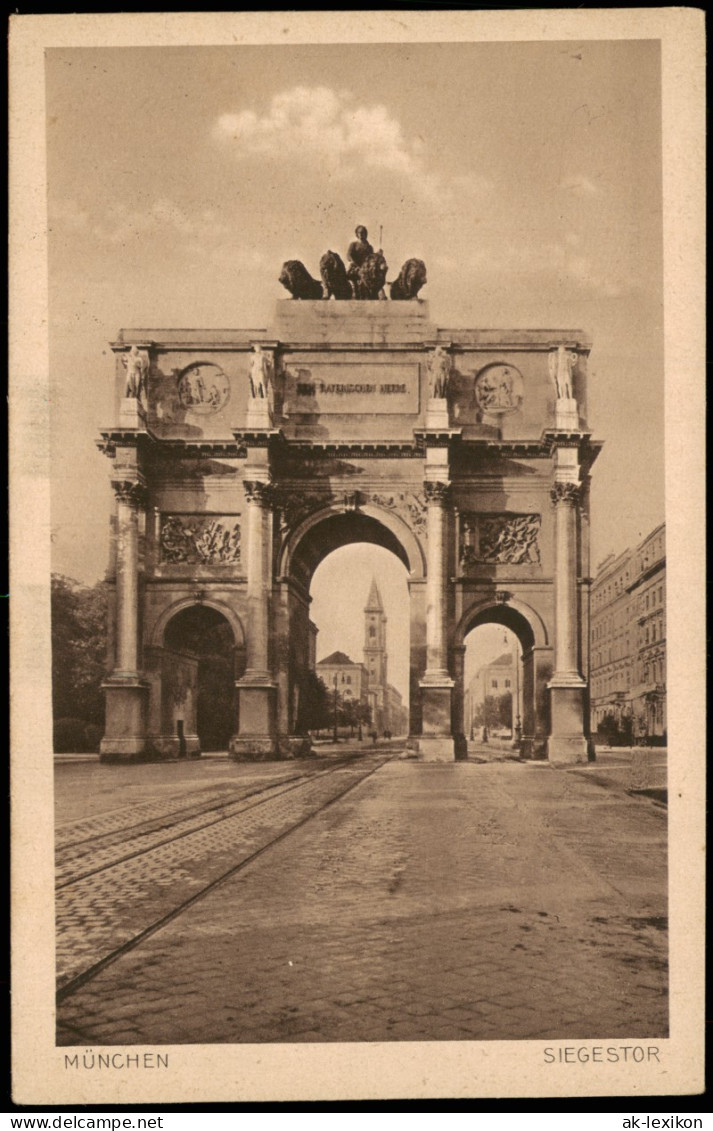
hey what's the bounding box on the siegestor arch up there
[149,595,246,650]
[454,596,549,652]
[278,501,426,583]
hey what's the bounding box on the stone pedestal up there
[100,677,149,761]
[118,397,146,428]
[554,397,579,430]
[426,397,449,428]
[231,682,278,760]
[246,400,273,429]
[548,685,588,764]
[417,679,456,760]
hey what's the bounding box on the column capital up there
[424,480,450,504]
[111,478,147,507]
[243,479,274,507]
[550,481,580,506]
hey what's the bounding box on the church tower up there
[364,577,388,731]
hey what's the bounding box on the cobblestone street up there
[56,748,668,1045]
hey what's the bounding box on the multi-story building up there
[464,652,519,735]
[315,651,367,703]
[590,522,666,743]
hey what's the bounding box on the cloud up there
[214,86,491,204]
[467,237,634,298]
[49,196,269,273]
[559,174,601,197]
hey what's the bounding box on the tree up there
[474,692,512,729]
[296,671,332,733]
[51,574,109,748]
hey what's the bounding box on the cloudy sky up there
[46,39,663,698]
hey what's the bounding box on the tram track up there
[56,748,396,1004]
[56,761,357,887]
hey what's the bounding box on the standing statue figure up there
[548,344,578,400]
[123,345,149,401]
[249,344,273,400]
[427,345,451,399]
[346,225,377,297]
[347,225,374,280]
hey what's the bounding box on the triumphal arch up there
[98,235,601,764]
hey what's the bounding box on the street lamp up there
[333,673,339,743]
[505,630,522,750]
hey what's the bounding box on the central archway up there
[276,503,426,741]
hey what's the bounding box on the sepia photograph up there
[10,10,704,1106]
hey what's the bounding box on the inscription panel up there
[285,362,420,415]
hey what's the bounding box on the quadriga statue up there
[390,258,427,300]
[319,250,352,299]
[351,251,389,300]
[278,260,323,300]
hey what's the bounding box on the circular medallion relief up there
[475,363,524,416]
[177,362,230,414]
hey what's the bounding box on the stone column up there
[547,480,588,763]
[114,483,143,674]
[424,480,450,678]
[231,479,277,760]
[417,480,455,760]
[244,480,272,680]
[100,479,149,762]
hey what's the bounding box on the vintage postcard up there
[9,10,705,1106]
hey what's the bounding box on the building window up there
[346,675,351,684]
[491,680,498,689]
[505,679,511,688]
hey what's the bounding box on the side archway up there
[455,597,552,758]
[149,595,246,651]
[146,598,246,756]
[454,596,548,651]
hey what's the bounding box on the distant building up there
[363,578,388,731]
[315,651,367,703]
[464,652,514,734]
[590,522,666,742]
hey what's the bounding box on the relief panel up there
[159,514,242,565]
[459,512,541,570]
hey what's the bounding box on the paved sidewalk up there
[57,756,667,1045]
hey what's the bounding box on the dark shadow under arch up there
[463,604,536,653]
[164,605,245,751]
[291,511,411,583]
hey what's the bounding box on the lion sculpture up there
[390,258,427,301]
[319,250,352,299]
[351,251,388,300]
[278,260,323,300]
